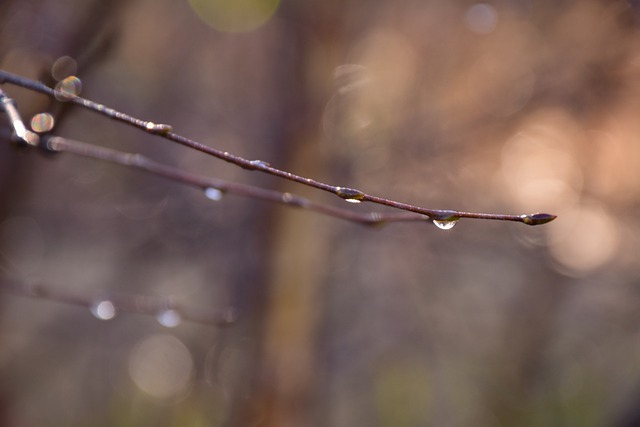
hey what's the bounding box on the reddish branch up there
[0,69,556,226]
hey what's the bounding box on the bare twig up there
[0,93,430,228]
[42,135,433,226]
[0,69,557,226]
[0,279,236,326]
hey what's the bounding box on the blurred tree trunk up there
[226,2,349,427]
[484,267,570,426]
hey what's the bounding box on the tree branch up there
[44,135,429,226]
[0,279,236,327]
[0,70,557,226]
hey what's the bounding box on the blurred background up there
[1,0,640,426]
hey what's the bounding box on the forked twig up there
[0,70,556,226]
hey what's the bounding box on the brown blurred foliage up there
[2,1,640,426]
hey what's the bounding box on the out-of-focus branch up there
[0,279,236,326]
[0,70,557,227]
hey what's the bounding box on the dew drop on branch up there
[430,210,460,230]
[432,219,458,230]
[145,122,173,135]
[249,159,270,168]
[336,187,365,203]
[157,309,182,328]
[90,300,116,320]
[204,187,223,201]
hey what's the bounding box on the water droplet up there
[430,210,460,221]
[91,300,116,320]
[429,210,460,229]
[157,309,182,328]
[145,122,172,135]
[54,76,82,101]
[432,219,458,230]
[30,113,55,133]
[249,159,270,168]
[204,187,223,201]
[336,187,365,203]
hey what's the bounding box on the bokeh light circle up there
[54,76,82,101]
[30,113,55,133]
[188,0,280,32]
[128,334,193,400]
[51,56,78,81]
[465,3,498,34]
[501,114,583,212]
[156,309,182,328]
[547,203,619,275]
[90,300,116,321]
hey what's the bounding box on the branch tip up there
[0,69,558,229]
[521,213,557,226]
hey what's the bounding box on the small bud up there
[336,187,365,202]
[521,213,557,226]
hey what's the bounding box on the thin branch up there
[43,135,428,227]
[0,96,426,229]
[0,70,556,226]
[0,278,236,327]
